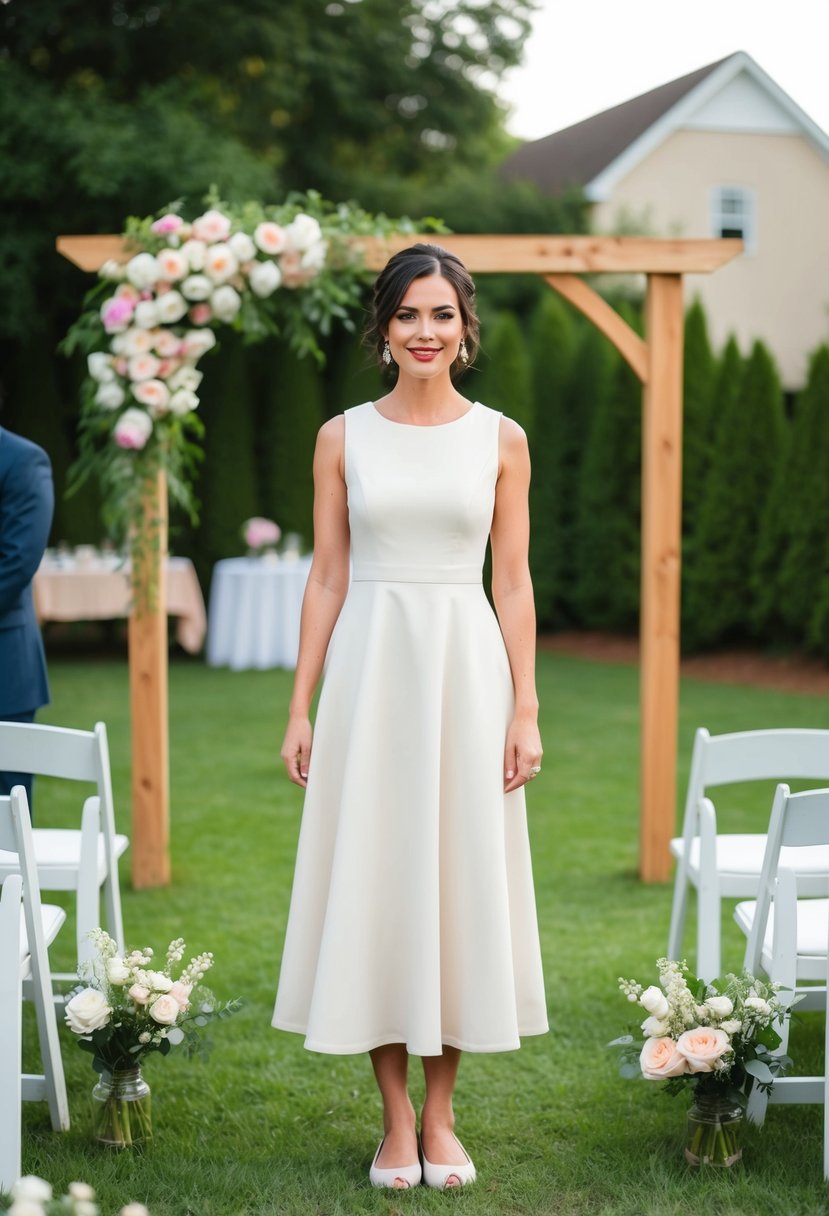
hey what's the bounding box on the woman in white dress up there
[274,244,547,1189]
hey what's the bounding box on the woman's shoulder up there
[473,402,527,446]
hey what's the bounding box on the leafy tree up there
[472,310,533,436]
[527,293,575,628]
[572,309,641,631]
[682,297,717,539]
[683,340,784,650]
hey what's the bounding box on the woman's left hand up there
[503,715,543,792]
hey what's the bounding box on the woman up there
[273,243,547,1189]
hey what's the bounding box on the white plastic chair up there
[667,728,829,980]
[0,721,128,969]
[733,784,829,1141]
[0,787,70,1191]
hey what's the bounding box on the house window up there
[710,186,756,253]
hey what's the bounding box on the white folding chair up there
[667,728,829,980]
[733,784,829,1132]
[0,721,128,971]
[0,787,70,1191]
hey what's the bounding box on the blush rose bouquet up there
[241,515,282,556]
[65,928,241,1077]
[610,959,793,1166]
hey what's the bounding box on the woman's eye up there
[396,312,415,321]
[436,312,455,321]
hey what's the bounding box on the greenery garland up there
[61,190,437,605]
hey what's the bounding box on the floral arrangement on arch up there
[62,191,432,600]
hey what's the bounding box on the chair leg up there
[696,885,721,982]
[102,866,125,955]
[667,861,688,962]
[0,877,23,1191]
[75,797,101,965]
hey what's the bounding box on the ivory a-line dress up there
[272,400,548,1055]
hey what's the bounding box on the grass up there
[16,649,829,1215]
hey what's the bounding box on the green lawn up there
[17,650,829,1215]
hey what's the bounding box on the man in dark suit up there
[0,426,54,805]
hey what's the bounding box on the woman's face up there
[384,273,465,380]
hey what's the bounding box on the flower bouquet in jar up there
[241,516,281,558]
[610,959,794,1167]
[65,929,241,1147]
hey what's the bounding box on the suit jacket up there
[0,427,54,715]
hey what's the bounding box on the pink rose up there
[639,1036,688,1079]
[243,516,281,549]
[153,328,181,357]
[129,983,151,1005]
[114,358,129,376]
[189,304,212,325]
[156,358,180,379]
[127,353,161,382]
[101,296,135,334]
[113,408,153,450]
[191,209,232,243]
[149,993,181,1025]
[132,379,170,413]
[151,214,184,235]
[168,981,192,1010]
[676,1028,730,1073]
[254,222,287,255]
[115,283,141,302]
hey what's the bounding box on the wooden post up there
[640,275,684,882]
[127,472,170,888]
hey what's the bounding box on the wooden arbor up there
[58,232,741,885]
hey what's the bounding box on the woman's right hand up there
[281,715,313,788]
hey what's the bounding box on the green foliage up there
[473,309,534,435]
[684,340,785,650]
[573,310,641,631]
[681,297,717,539]
[527,293,575,628]
[258,341,323,548]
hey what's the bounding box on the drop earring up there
[459,338,469,365]
[382,340,392,366]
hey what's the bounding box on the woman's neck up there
[376,375,469,425]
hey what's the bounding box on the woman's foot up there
[420,1119,476,1189]
[370,1122,421,1189]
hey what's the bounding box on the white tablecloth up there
[206,556,313,670]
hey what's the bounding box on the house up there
[501,51,829,389]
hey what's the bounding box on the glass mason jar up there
[91,1066,152,1147]
[684,1087,743,1167]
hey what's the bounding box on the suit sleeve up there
[0,445,55,615]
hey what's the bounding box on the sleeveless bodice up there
[344,401,500,584]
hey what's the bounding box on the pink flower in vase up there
[189,303,213,325]
[242,516,282,553]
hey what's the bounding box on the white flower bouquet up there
[0,1175,150,1216]
[611,959,793,1165]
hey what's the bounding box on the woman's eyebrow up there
[398,303,457,311]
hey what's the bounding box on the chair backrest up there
[680,728,829,840]
[743,784,829,971]
[0,790,50,975]
[0,721,118,864]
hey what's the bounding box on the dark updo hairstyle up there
[366,243,480,376]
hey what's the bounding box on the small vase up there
[92,1066,152,1148]
[684,1087,743,1168]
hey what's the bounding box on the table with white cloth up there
[206,555,313,670]
[33,553,207,653]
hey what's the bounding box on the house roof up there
[501,51,829,200]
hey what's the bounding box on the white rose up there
[169,389,200,415]
[229,231,256,262]
[99,259,125,281]
[641,1015,670,1037]
[639,985,670,1019]
[705,995,734,1019]
[181,274,213,302]
[720,1018,742,1035]
[106,957,131,985]
[11,1178,52,1204]
[155,248,189,281]
[127,353,161,382]
[210,285,242,322]
[744,996,772,1018]
[64,988,112,1034]
[191,208,232,243]
[132,380,171,414]
[95,382,125,410]
[144,970,174,993]
[121,326,154,356]
[120,1205,151,1216]
[8,1202,47,1216]
[285,213,322,251]
[155,290,188,324]
[88,352,114,382]
[204,243,239,283]
[153,328,182,357]
[125,252,161,290]
[181,238,207,271]
[180,328,217,359]
[68,1183,96,1202]
[114,409,154,449]
[149,993,181,1025]
[168,365,203,393]
[253,221,287,255]
[72,1202,98,1216]
[248,259,282,298]
[300,240,327,271]
[110,334,128,354]
[134,300,160,329]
